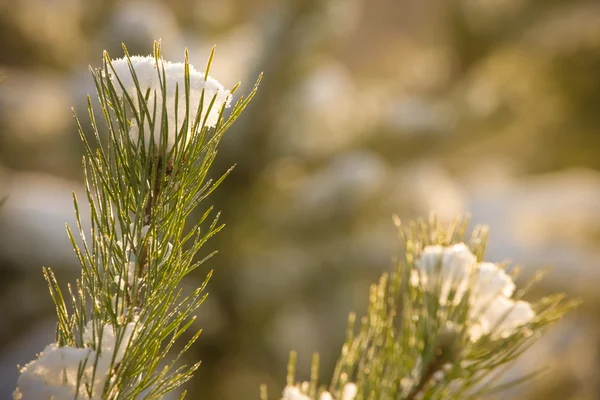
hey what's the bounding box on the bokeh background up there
[1,0,600,398]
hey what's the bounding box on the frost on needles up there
[14,41,260,400]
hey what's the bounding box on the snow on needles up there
[412,243,535,342]
[107,55,232,151]
[14,321,137,400]
[281,383,357,400]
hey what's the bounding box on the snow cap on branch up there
[107,55,232,151]
[413,243,535,341]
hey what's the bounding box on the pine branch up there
[278,214,577,400]
[13,40,260,400]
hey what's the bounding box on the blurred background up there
[1,0,600,398]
